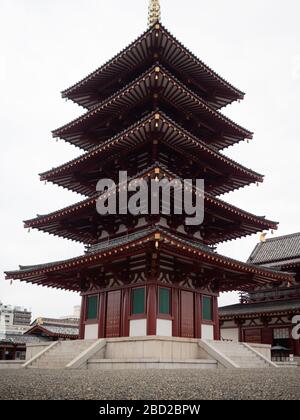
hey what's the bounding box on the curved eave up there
[53,65,252,150]
[5,229,293,292]
[62,23,244,110]
[24,164,277,245]
[42,111,262,196]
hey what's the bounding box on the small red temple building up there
[220,233,300,358]
[5,2,294,343]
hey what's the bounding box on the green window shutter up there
[202,296,213,321]
[159,288,170,315]
[132,288,145,315]
[87,295,98,320]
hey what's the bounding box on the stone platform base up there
[88,358,217,370]
[21,336,276,370]
[86,336,217,370]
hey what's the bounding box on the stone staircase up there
[27,340,97,369]
[23,338,278,370]
[205,340,275,368]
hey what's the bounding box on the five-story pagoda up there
[5,1,293,341]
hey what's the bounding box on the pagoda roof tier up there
[62,23,244,110]
[5,228,293,292]
[43,112,262,197]
[25,164,277,245]
[53,65,252,150]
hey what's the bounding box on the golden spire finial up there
[148,0,161,27]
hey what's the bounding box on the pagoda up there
[5,1,293,341]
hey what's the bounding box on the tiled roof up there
[248,232,300,265]
[25,323,79,338]
[219,298,300,317]
[31,317,79,327]
[5,227,294,293]
[42,325,79,336]
[0,334,49,345]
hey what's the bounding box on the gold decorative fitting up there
[148,0,161,27]
[260,232,267,243]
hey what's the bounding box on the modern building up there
[0,301,31,336]
[13,306,32,326]
[4,1,294,349]
[0,302,34,360]
[60,305,81,321]
[220,233,300,360]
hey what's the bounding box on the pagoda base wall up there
[87,336,218,370]
[80,282,220,341]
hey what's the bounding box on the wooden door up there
[243,328,262,344]
[105,290,121,338]
[261,327,273,345]
[180,291,194,338]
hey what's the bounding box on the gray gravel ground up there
[0,368,299,400]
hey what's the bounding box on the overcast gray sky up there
[1,0,299,320]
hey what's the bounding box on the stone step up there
[41,354,79,359]
[205,340,271,369]
[218,352,252,357]
[233,362,266,367]
[27,339,97,369]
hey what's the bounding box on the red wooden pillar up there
[79,295,85,340]
[213,296,220,341]
[172,288,179,337]
[122,288,130,337]
[194,293,202,339]
[98,292,106,338]
[147,284,157,336]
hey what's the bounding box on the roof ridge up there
[247,231,300,265]
[262,232,300,243]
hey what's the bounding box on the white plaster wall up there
[129,319,147,337]
[84,324,98,340]
[156,319,172,337]
[201,324,214,340]
[221,320,238,328]
[221,327,239,342]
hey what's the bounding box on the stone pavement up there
[0,368,299,400]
